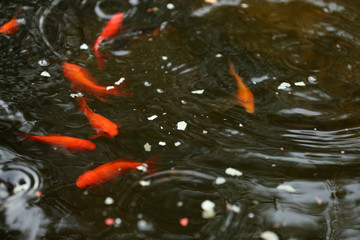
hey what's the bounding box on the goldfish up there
[18,132,96,154]
[76,155,160,188]
[77,97,120,139]
[0,13,24,35]
[228,59,255,113]
[94,12,124,70]
[62,62,134,101]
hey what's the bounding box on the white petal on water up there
[294,81,306,86]
[40,71,51,77]
[215,53,222,58]
[260,231,279,240]
[115,77,125,85]
[38,59,50,66]
[277,82,291,90]
[225,168,243,177]
[80,43,89,50]
[215,177,226,185]
[166,3,175,9]
[174,141,181,147]
[104,197,114,205]
[139,180,151,186]
[159,141,166,146]
[177,121,187,131]
[276,184,296,193]
[191,89,205,94]
[147,115,158,120]
[201,200,215,211]
[106,86,114,91]
[144,143,151,152]
[137,165,147,172]
[144,81,152,87]
[161,56,168,61]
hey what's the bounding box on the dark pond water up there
[1,0,360,239]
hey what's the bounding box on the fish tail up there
[144,155,161,175]
[113,84,134,97]
[77,97,90,112]
[17,132,35,141]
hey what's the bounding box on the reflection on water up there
[1,0,360,239]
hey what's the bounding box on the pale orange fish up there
[228,59,254,113]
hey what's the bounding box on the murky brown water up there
[1,0,360,239]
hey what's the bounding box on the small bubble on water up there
[215,53,223,58]
[248,213,254,218]
[181,100,187,104]
[105,197,114,205]
[308,76,318,84]
[341,150,345,154]
[157,88,164,93]
[159,141,166,146]
[114,218,122,227]
[174,141,181,147]
[161,56,168,61]
[166,3,175,9]
[137,213,143,219]
[38,59,50,66]
[144,81,152,87]
[80,43,89,50]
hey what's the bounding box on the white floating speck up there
[144,81,152,87]
[177,201,183,207]
[144,143,151,152]
[137,165,147,172]
[40,71,51,77]
[70,92,84,98]
[215,177,226,185]
[177,121,187,131]
[308,76,318,84]
[137,220,153,231]
[159,141,166,146]
[276,184,296,193]
[225,168,243,177]
[226,203,241,214]
[139,180,151,186]
[277,82,291,90]
[161,56,168,61]
[240,3,249,8]
[104,197,114,205]
[106,86,114,91]
[174,141,181,147]
[114,218,122,227]
[191,89,205,94]
[148,115,158,120]
[248,213,254,218]
[239,123,243,127]
[215,53,223,58]
[294,81,306,86]
[38,59,50,66]
[157,88,164,93]
[80,43,89,50]
[201,200,216,219]
[166,3,175,9]
[261,231,279,240]
[115,77,125,85]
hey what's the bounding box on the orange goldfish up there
[0,13,24,35]
[77,97,120,139]
[228,59,255,113]
[76,155,160,188]
[62,62,134,101]
[18,132,96,154]
[94,12,124,70]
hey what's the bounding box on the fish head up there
[81,141,96,151]
[76,171,98,188]
[100,126,118,138]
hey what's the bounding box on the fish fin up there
[94,94,108,102]
[17,132,32,141]
[71,83,82,92]
[144,155,161,175]
[89,133,101,140]
[96,53,106,71]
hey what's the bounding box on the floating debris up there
[226,203,240,214]
[38,59,50,66]
[177,121,187,131]
[202,130,208,134]
[179,217,189,227]
[191,89,205,94]
[161,56,168,61]
[294,81,306,86]
[277,82,291,90]
[114,218,122,227]
[106,86,114,91]
[166,3,175,9]
[215,177,226,185]
[205,0,217,3]
[157,88,164,93]
[177,201,183,207]
[35,190,42,197]
[105,218,115,226]
[201,200,216,219]
[114,77,125,85]
[159,141,166,146]
[174,141,181,147]
[147,115,158,120]
[137,220,153,231]
[144,143,151,152]
[40,71,51,77]
[105,197,114,205]
[80,43,89,50]
[248,213,254,218]
[225,168,243,177]
[315,196,323,205]
[276,184,296,193]
[260,231,279,240]
[308,76,318,84]
[137,165,147,172]
[144,81,152,87]
[139,180,151,186]
[70,92,83,98]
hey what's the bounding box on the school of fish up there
[1,10,254,189]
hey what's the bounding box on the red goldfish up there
[62,62,134,101]
[77,97,120,139]
[94,12,124,70]
[76,155,160,188]
[228,59,255,113]
[0,13,24,35]
[18,132,96,154]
